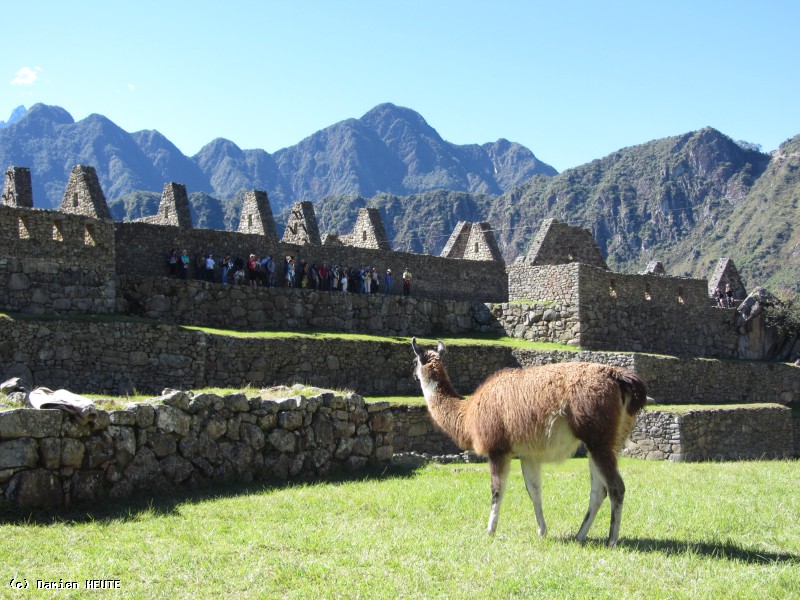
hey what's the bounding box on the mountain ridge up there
[0,102,554,212]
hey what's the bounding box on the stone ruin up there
[709,257,747,301]
[339,207,392,251]
[641,260,666,275]
[2,166,33,208]
[58,165,112,221]
[237,190,279,245]
[282,200,321,245]
[520,218,608,269]
[440,221,503,262]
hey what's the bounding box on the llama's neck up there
[423,376,472,451]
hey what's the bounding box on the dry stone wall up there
[624,406,794,461]
[631,353,800,405]
[117,275,490,337]
[3,315,797,406]
[509,262,740,358]
[114,222,507,303]
[0,205,116,314]
[0,388,394,508]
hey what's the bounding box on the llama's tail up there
[612,369,648,416]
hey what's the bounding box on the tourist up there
[261,255,275,287]
[247,254,260,287]
[384,269,393,294]
[180,249,190,279]
[725,283,734,308]
[194,253,205,280]
[371,267,379,294]
[319,264,329,291]
[167,248,178,277]
[402,267,412,296]
[221,254,233,286]
[205,254,215,283]
[233,254,245,285]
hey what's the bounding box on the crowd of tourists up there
[165,249,414,296]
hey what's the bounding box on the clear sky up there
[5,0,799,172]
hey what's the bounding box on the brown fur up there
[412,338,647,546]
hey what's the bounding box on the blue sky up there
[5,0,799,172]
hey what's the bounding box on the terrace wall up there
[0,389,394,508]
[113,222,507,303]
[2,317,798,405]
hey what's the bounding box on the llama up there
[411,338,647,547]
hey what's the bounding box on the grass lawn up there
[1,458,797,599]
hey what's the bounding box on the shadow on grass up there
[0,462,422,527]
[617,537,799,565]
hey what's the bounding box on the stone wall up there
[389,405,460,455]
[0,205,116,314]
[0,318,518,396]
[117,275,491,337]
[395,402,798,462]
[508,262,740,358]
[486,300,581,345]
[2,315,797,406]
[578,264,739,358]
[631,353,800,405]
[0,389,394,508]
[623,406,795,461]
[113,222,508,303]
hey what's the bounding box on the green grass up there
[182,324,578,352]
[0,310,577,353]
[1,459,797,599]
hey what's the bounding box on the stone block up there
[155,405,191,437]
[0,438,39,468]
[6,469,63,507]
[0,409,63,439]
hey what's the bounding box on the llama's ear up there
[411,337,424,357]
[436,341,446,357]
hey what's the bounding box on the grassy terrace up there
[1,459,798,598]
[1,314,799,597]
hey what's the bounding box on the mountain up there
[311,128,800,293]
[0,102,554,213]
[0,105,27,128]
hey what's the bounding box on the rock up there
[6,469,63,507]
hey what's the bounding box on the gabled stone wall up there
[522,219,608,269]
[58,166,112,220]
[2,167,33,208]
[136,183,193,228]
[0,205,116,314]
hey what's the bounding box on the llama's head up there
[411,338,447,399]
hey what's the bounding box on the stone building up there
[521,218,608,269]
[2,166,33,208]
[58,165,112,220]
[282,200,321,245]
[237,190,279,244]
[709,257,747,301]
[440,221,503,262]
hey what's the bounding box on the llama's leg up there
[575,455,608,544]
[487,453,511,535]
[579,451,626,547]
[520,458,547,537]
